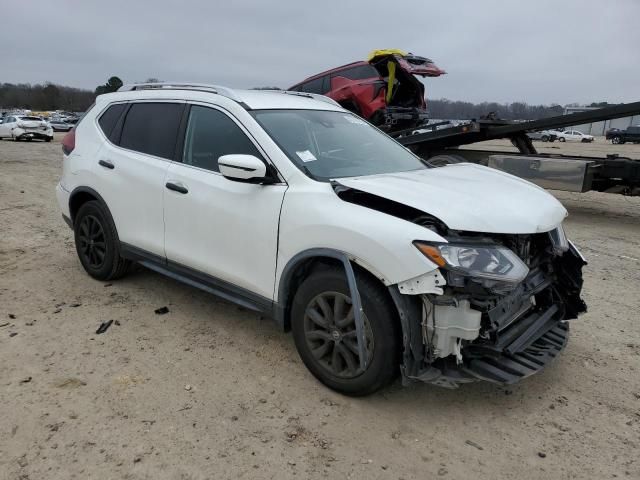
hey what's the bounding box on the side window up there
[119,102,184,160]
[182,105,262,173]
[98,103,127,141]
[300,77,324,94]
[336,65,378,80]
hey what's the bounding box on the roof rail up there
[117,82,243,103]
[280,90,341,107]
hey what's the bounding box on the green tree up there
[95,76,124,95]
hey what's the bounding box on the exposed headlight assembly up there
[414,241,529,284]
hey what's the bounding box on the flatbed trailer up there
[392,101,640,195]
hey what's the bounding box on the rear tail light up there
[62,128,76,155]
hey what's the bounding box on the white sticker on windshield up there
[296,150,317,162]
[344,115,366,125]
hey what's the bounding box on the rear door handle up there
[165,181,188,194]
[99,160,114,170]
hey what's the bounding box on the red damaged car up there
[289,49,445,131]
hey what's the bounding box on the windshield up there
[251,109,427,180]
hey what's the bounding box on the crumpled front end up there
[391,230,587,388]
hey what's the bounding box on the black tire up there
[291,266,401,396]
[541,135,549,142]
[45,137,52,142]
[558,137,566,142]
[611,136,623,144]
[73,200,130,281]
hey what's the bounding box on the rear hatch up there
[368,50,445,110]
[18,116,48,130]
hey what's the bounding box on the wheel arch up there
[68,186,109,224]
[274,248,394,332]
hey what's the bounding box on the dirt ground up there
[1,135,639,480]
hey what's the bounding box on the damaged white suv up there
[56,83,586,395]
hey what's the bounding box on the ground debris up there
[465,439,484,450]
[95,319,114,334]
[155,306,169,315]
[55,378,87,388]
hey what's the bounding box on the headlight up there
[414,241,529,284]
[548,224,569,254]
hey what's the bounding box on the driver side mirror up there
[218,154,269,183]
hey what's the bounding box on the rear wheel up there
[558,137,566,142]
[611,136,622,144]
[541,135,549,142]
[73,201,130,281]
[45,136,52,142]
[291,266,401,396]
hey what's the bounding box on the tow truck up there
[390,102,640,196]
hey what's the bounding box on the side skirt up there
[120,243,275,317]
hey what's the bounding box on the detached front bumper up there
[390,240,587,388]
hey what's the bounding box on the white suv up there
[56,83,586,395]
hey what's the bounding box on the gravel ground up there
[1,135,639,479]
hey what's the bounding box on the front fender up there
[276,186,445,296]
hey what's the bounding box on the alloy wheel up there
[303,291,374,379]
[78,214,107,269]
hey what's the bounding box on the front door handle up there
[99,159,114,170]
[165,181,188,194]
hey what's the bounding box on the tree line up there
[1,76,616,120]
[427,99,618,120]
[0,76,124,112]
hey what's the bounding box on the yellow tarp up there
[367,49,407,61]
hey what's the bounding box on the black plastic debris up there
[9,332,18,337]
[69,303,82,308]
[154,307,169,315]
[9,314,16,319]
[20,376,32,384]
[95,320,114,334]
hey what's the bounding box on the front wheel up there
[558,137,566,142]
[611,136,622,144]
[73,201,130,281]
[541,135,549,142]
[291,266,401,396]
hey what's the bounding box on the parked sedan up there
[526,130,557,142]
[48,117,74,132]
[0,115,53,141]
[554,130,594,143]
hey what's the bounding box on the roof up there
[102,83,344,111]
[289,61,370,87]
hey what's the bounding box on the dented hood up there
[335,164,567,234]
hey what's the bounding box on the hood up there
[335,164,567,234]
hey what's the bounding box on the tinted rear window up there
[98,103,127,139]
[21,116,43,121]
[119,103,184,159]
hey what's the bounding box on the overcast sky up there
[3,0,638,105]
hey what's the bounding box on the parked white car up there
[0,115,54,141]
[554,129,594,143]
[56,83,586,395]
[48,117,74,132]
